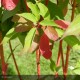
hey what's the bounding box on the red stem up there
[55,54,61,77]
[55,42,61,77]
[64,46,70,76]
[9,41,22,80]
[59,40,65,74]
[0,32,7,80]
[56,44,61,67]
[55,40,65,77]
[45,0,49,6]
[71,0,76,21]
[24,0,30,12]
[63,0,76,79]
[36,49,40,79]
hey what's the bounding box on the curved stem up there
[36,49,40,79]
[9,41,22,80]
[60,40,65,73]
[55,40,65,77]
[0,32,7,80]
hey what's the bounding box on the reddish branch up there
[0,32,7,80]
[59,40,65,73]
[56,42,61,67]
[36,49,41,79]
[9,41,22,80]
[64,0,76,79]
[56,0,66,77]
[55,41,61,77]
[45,0,49,6]
[64,46,70,76]
[55,40,65,77]
[71,0,76,21]
[24,0,30,12]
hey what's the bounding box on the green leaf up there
[74,75,80,80]
[22,28,36,53]
[2,4,20,22]
[18,33,27,46]
[76,2,80,13]
[1,28,16,44]
[1,19,14,37]
[27,2,40,20]
[55,28,64,37]
[48,1,64,19]
[37,3,50,20]
[77,0,80,3]
[62,14,80,38]
[73,68,80,75]
[50,59,56,72]
[64,36,80,47]
[58,0,69,9]
[40,19,58,27]
[18,13,38,23]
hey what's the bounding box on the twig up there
[36,49,41,80]
[9,41,22,80]
[24,0,30,12]
[55,40,65,78]
[64,45,70,77]
[59,40,65,74]
[45,0,49,6]
[55,41,61,77]
[64,0,76,79]
[0,32,7,80]
[71,0,76,21]
[6,44,20,63]
[56,43,61,67]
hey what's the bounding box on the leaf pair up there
[18,2,58,27]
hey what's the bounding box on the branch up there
[36,48,41,79]
[24,0,30,12]
[45,0,49,6]
[6,44,20,63]
[9,41,22,80]
[64,0,76,79]
[71,0,76,21]
[0,32,7,80]
[55,40,65,77]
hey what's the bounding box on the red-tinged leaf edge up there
[55,20,70,30]
[39,33,52,59]
[44,26,58,41]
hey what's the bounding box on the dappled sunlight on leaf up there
[44,26,58,41]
